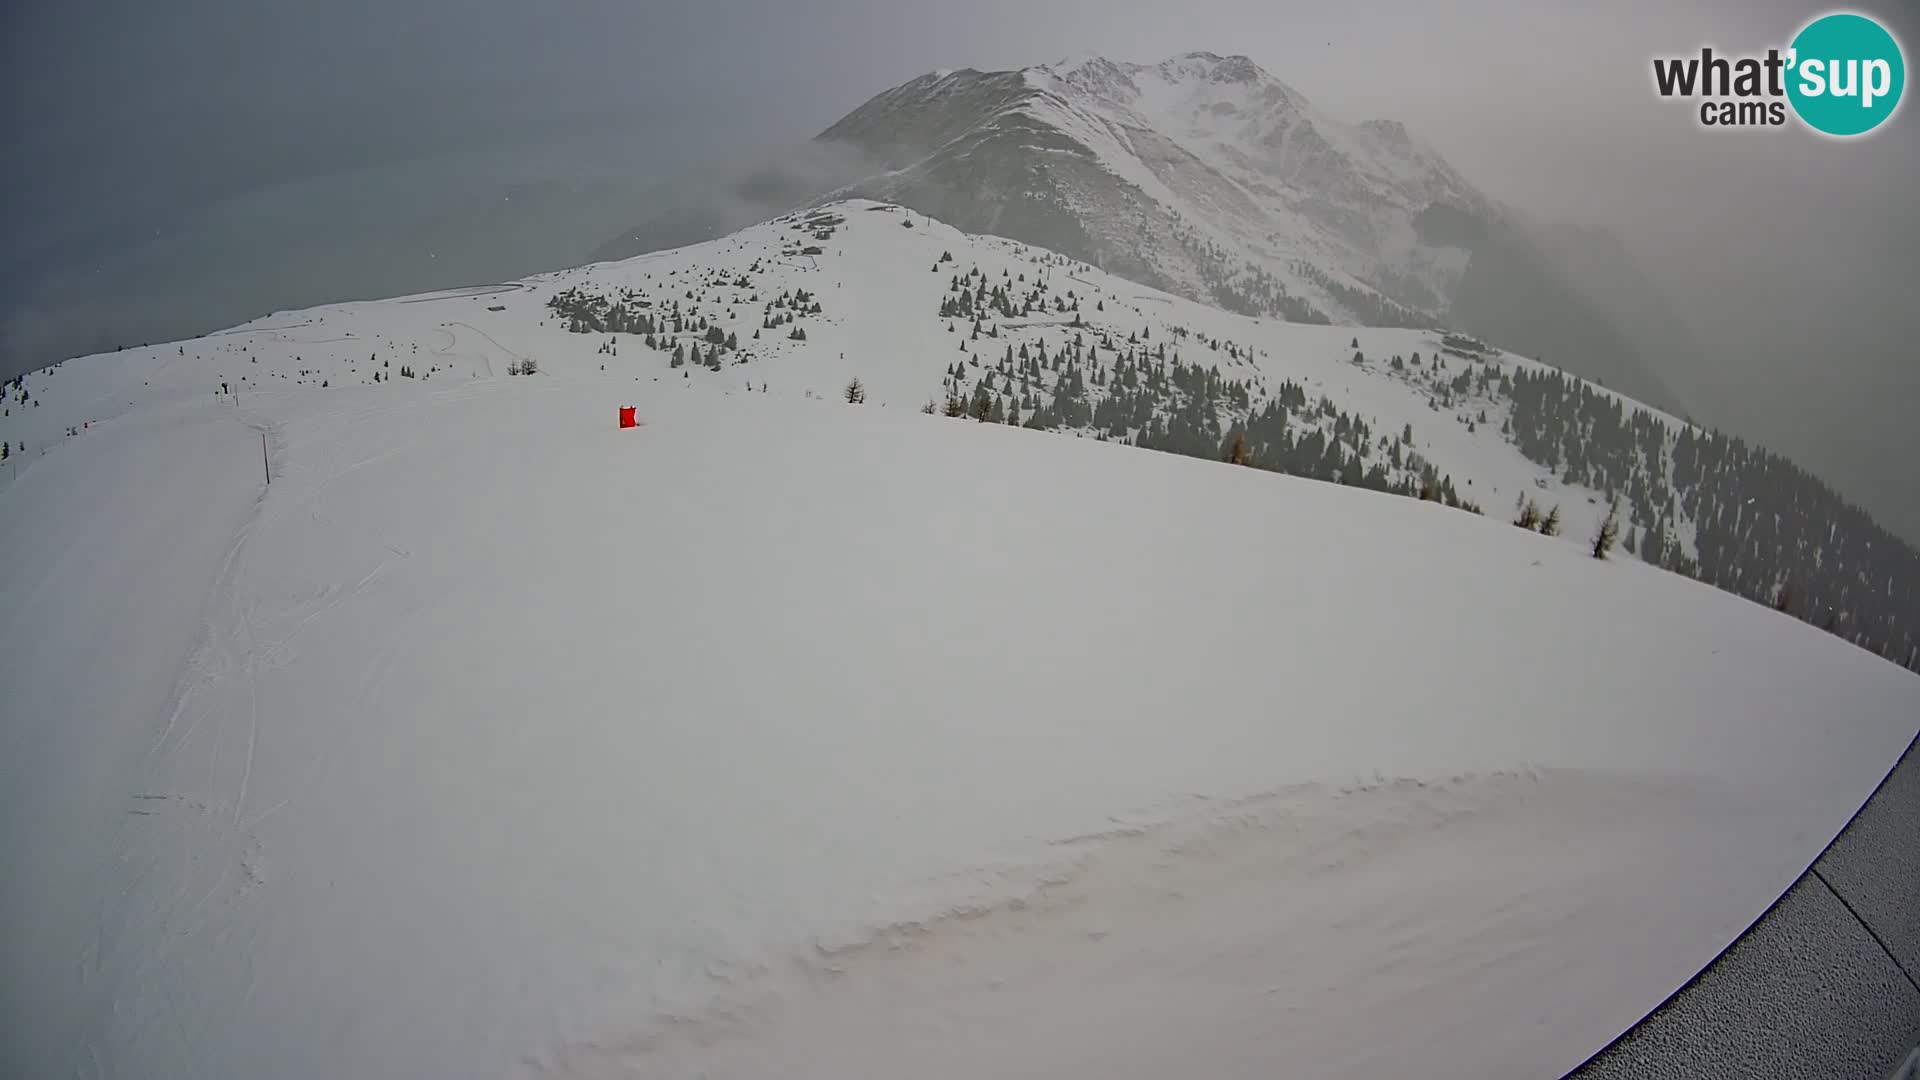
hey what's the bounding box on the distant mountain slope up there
[818,55,1492,318]
[595,52,1700,418]
[14,200,1917,670]
[1428,209,1686,414]
[1529,220,1722,420]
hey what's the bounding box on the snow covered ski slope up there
[1,202,1917,1079]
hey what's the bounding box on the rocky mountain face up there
[816,55,1483,324]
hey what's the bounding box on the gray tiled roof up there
[1566,736,1920,1080]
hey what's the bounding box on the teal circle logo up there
[1787,12,1905,136]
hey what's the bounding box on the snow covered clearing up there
[2,367,1915,1078]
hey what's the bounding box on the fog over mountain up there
[4,0,1916,539]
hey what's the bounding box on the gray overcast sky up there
[8,0,1914,241]
[4,0,1917,534]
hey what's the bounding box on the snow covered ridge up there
[5,200,1915,670]
[1,200,1918,1077]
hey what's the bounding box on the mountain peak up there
[1040,51,1121,72]
[1037,51,1277,87]
[1033,54,1141,100]
[1027,50,1311,118]
[1161,50,1267,84]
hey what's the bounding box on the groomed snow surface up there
[3,369,1916,1080]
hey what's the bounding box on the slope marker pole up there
[262,432,270,485]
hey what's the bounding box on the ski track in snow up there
[18,395,434,1077]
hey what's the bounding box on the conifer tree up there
[1226,431,1251,466]
[1515,498,1543,531]
[1593,501,1621,559]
